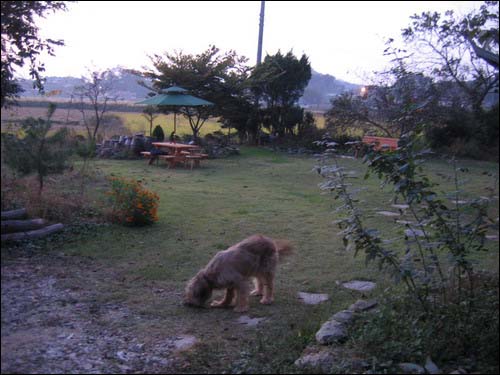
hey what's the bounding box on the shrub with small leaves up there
[107,177,159,226]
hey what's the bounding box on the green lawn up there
[25,148,500,372]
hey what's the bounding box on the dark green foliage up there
[2,103,71,193]
[71,134,96,159]
[426,104,499,161]
[317,128,498,371]
[1,1,68,107]
[351,277,499,373]
[319,130,494,299]
[152,125,165,141]
[250,50,312,137]
[141,45,251,141]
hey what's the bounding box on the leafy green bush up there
[316,128,498,371]
[107,177,159,226]
[350,273,499,373]
[426,105,499,161]
[152,125,165,142]
[318,129,496,308]
[1,103,72,194]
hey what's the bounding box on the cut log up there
[1,208,28,220]
[1,223,64,242]
[1,218,47,233]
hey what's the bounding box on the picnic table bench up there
[354,136,400,158]
[362,136,399,151]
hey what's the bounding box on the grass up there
[3,148,499,373]
[113,112,224,137]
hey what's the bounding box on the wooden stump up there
[1,208,64,242]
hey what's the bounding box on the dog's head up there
[183,272,213,308]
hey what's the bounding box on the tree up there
[401,1,499,117]
[142,105,159,136]
[249,50,312,136]
[2,103,71,195]
[1,1,68,107]
[390,1,499,158]
[141,45,250,142]
[74,68,119,143]
[461,1,499,69]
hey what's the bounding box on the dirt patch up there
[1,253,192,374]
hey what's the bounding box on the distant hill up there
[16,70,151,102]
[16,68,361,108]
[300,70,362,110]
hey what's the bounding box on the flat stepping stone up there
[391,204,409,210]
[171,335,198,351]
[405,228,425,237]
[376,211,400,217]
[294,350,336,371]
[236,315,266,327]
[424,356,441,374]
[297,292,329,305]
[348,299,378,312]
[331,310,354,324]
[396,220,414,225]
[398,362,425,374]
[449,199,468,205]
[485,235,498,241]
[315,320,347,344]
[342,280,376,292]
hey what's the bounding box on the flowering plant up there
[107,177,159,226]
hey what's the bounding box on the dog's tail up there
[274,239,293,260]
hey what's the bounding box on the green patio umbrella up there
[135,86,214,133]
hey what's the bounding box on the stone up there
[331,310,354,324]
[398,362,425,374]
[294,350,336,372]
[376,211,400,217]
[396,220,414,225]
[449,369,467,374]
[236,315,266,327]
[424,356,441,374]
[391,204,409,210]
[171,335,197,351]
[405,228,425,237]
[315,320,347,344]
[342,280,376,292]
[348,299,378,312]
[297,292,329,305]
[451,200,468,205]
[116,350,130,362]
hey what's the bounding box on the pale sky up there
[22,1,483,84]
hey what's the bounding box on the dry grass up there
[1,106,226,139]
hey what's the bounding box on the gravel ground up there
[1,253,193,374]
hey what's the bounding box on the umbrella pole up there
[174,112,177,133]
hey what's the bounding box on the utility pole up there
[252,0,265,146]
[256,0,265,65]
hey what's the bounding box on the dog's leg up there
[234,282,250,313]
[260,273,274,305]
[210,288,235,308]
[250,277,264,296]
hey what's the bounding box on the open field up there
[1,105,327,138]
[1,105,224,138]
[2,148,498,373]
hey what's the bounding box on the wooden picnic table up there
[151,142,203,169]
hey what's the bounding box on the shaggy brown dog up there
[183,234,292,312]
